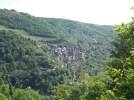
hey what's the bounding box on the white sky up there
[0,0,134,25]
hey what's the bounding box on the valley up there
[0,9,118,99]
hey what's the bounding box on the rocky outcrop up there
[42,42,95,82]
[49,43,90,64]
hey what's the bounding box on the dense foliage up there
[0,8,117,99]
[0,30,72,95]
[0,9,56,38]
[51,12,134,100]
[108,21,134,99]
[0,9,115,75]
[0,84,44,100]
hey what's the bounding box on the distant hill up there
[0,8,115,94]
[0,9,114,44]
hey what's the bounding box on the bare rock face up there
[49,43,89,64]
[42,43,94,82]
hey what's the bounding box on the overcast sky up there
[0,0,134,25]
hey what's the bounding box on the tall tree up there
[108,14,134,99]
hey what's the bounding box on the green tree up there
[52,85,71,100]
[0,93,8,100]
[0,85,10,98]
[85,82,106,100]
[108,14,134,99]
[53,78,107,100]
[12,89,44,100]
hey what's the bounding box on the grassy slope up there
[0,25,54,42]
[0,25,55,53]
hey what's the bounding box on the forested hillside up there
[52,14,134,100]
[0,8,117,99]
[0,9,115,75]
[0,30,72,94]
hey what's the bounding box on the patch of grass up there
[0,25,56,47]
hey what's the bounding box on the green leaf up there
[130,6,134,10]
